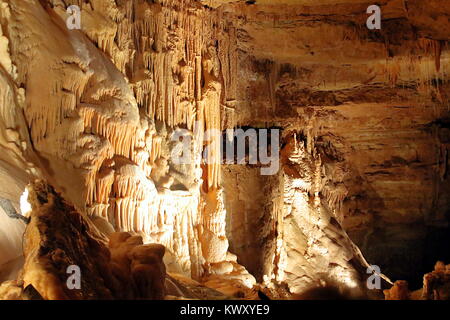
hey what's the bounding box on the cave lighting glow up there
[19,188,31,217]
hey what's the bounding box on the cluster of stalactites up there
[4,0,237,280]
[75,0,228,191]
[384,39,448,94]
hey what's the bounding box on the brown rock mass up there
[0,0,449,300]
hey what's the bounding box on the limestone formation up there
[383,261,450,300]
[0,0,449,300]
[6,181,167,300]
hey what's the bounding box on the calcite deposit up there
[0,0,449,300]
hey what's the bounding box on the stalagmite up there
[0,0,449,301]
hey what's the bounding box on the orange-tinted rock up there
[421,261,450,300]
[16,181,167,300]
[384,280,410,300]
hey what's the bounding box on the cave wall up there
[0,0,223,281]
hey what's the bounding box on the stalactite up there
[418,38,443,72]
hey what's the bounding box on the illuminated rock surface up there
[0,0,449,299]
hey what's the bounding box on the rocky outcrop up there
[0,0,449,299]
[421,261,450,300]
[217,0,450,288]
[0,0,252,285]
[12,181,166,300]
